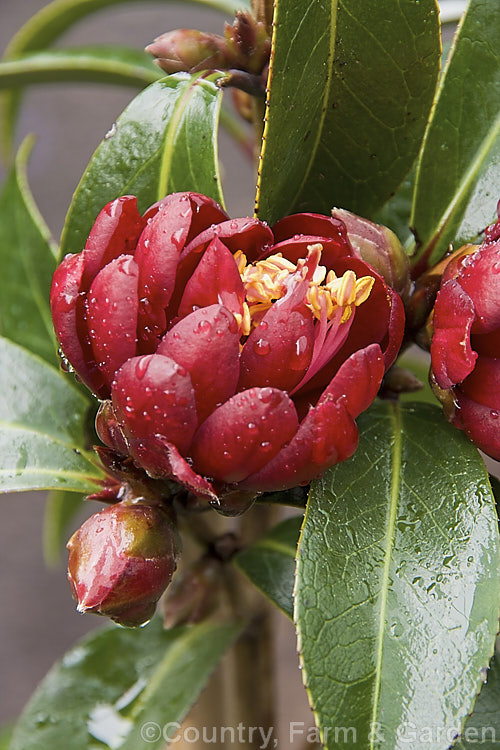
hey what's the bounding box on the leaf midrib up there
[369,403,402,748]
[414,107,500,262]
[157,76,202,200]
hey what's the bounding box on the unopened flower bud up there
[146,29,229,74]
[224,11,270,74]
[67,499,180,627]
[331,208,411,299]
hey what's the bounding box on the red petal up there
[457,244,500,333]
[50,252,107,396]
[177,238,245,319]
[87,255,139,387]
[318,344,384,417]
[164,217,273,323]
[242,398,358,492]
[239,305,314,391]
[182,217,273,263]
[112,354,198,456]
[190,387,299,483]
[134,196,193,349]
[82,196,144,290]
[162,440,217,500]
[158,304,240,422]
[453,392,500,461]
[460,356,500,409]
[380,287,405,370]
[431,278,477,389]
[272,212,351,248]
[141,192,227,240]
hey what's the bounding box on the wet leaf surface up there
[295,401,500,750]
[0,337,101,494]
[256,0,440,225]
[60,73,224,257]
[9,618,241,750]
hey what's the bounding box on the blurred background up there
[0,0,470,738]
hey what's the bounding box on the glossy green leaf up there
[60,72,224,257]
[9,617,241,750]
[0,137,58,365]
[295,401,500,750]
[0,47,160,89]
[43,489,84,566]
[411,0,500,272]
[256,0,441,225]
[236,515,302,618]
[0,337,102,494]
[454,652,500,749]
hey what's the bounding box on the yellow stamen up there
[233,250,247,275]
[233,246,375,332]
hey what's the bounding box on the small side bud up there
[331,208,411,299]
[67,499,180,627]
[224,11,271,74]
[146,29,229,74]
[95,400,129,456]
[380,365,424,400]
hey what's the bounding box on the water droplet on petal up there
[171,228,184,247]
[196,319,212,334]
[135,358,149,380]
[253,338,271,356]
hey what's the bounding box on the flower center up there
[233,245,375,334]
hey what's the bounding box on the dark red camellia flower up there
[67,498,179,626]
[51,192,404,504]
[430,211,500,461]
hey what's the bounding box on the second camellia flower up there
[51,192,405,502]
[430,208,500,461]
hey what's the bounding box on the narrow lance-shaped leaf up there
[0,47,161,89]
[9,618,242,750]
[295,401,500,750]
[0,337,102,494]
[256,0,441,225]
[60,72,224,257]
[0,0,249,156]
[0,137,58,365]
[411,0,500,273]
[236,515,302,619]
